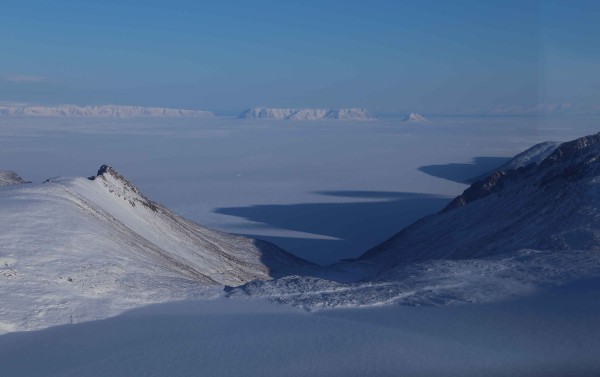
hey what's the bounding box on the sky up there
[1,0,599,115]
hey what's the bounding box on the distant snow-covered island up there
[237,107,376,121]
[402,113,428,122]
[0,105,215,118]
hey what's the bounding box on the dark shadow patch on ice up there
[419,156,510,184]
[216,191,450,265]
[315,191,432,199]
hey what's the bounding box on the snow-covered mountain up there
[4,132,600,330]
[361,132,600,266]
[471,141,561,182]
[0,171,30,186]
[227,132,600,310]
[0,165,309,332]
[402,113,427,122]
[237,107,375,120]
[0,105,215,118]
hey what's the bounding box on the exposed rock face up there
[0,171,30,186]
[445,133,600,212]
[88,165,160,212]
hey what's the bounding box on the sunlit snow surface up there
[1,115,600,375]
[2,115,597,265]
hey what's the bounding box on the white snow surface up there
[1,278,600,377]
[0,105,215,118]
[494,140,561,172]
[0,166,307,333]
[237,107,375,120]
[2,116,600,375]
[402,112,428,122]
[358,133,600,270]
[471,140,561,181]
[227,133,600,309]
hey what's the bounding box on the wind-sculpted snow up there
[226,249,600,310]
[0,171,30,186]
[237,107,375,120]
[0,105,215,118]
[0,165,309,332]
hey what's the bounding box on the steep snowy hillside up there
[228,132,600,309]
[497,141,561,171]
[0,105,215,118]
[402,113,427,122]
[472,141,561,182]
[237,107,375,120]
[361,132,600,265]
[0,165,309,332]
[0,171,30,186]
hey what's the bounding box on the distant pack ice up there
[237,107,376,120]
[0,105,215,118]
[402,113,428,122]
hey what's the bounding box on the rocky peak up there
[89,164,159,212]
[443,132,600,212]
[0,171,31,187]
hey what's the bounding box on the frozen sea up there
[1,115,597,264]
[1,115,600,376]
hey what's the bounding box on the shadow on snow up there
[418,156,510,184]
[216,191,450,265]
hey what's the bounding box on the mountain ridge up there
[0,165,311,332]
[360,132,600,265]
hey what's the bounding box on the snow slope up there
[361,132,600,265]
[472,140,561,181]
[0,165,309,332]
[0,105,215,118]
[3,279,600,377]
[237,107,375,120]
[0,171,29,186]
[228,132,600,310]
[495,140,561,171]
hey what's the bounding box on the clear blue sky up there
[1,0,598,114]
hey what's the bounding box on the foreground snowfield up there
[1,279,599,377]
[1,116,600,375]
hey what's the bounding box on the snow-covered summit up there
[237,107,375,121]
[472,141,561,182]
[360,132,600,267]
[229,133,600,310]
[0,165,309,332]
[0,105,215,118]
[402,113,427,122]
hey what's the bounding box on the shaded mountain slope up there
[361,133,600,266]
